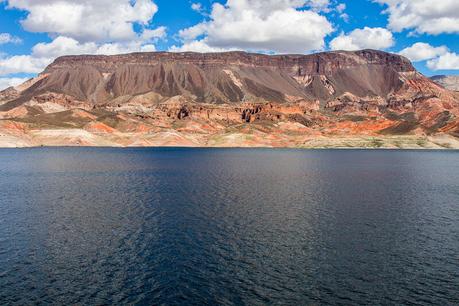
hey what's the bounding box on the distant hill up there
[431,75,459,91]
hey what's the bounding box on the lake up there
[0,148,458,305]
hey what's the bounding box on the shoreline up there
[2,127,459,150]
[1,145,458,150]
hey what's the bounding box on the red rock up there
[0,50,458,148]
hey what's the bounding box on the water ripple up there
[0,148,458,305]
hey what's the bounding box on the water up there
[0,148,458,305]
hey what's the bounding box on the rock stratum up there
[1,50,459,148]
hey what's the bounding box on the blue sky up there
[1,0,459,89]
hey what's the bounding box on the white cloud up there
[0,35,162,77]
[170,40,236,53]
[375,0,459,35]
[0,77,30,90]
[95,41,158,55]
[335,3,349,22]
[191,3,201,11]
[0,55,50,75]
[330,27,394,51]
[308,0,331,12]
[399,43,449,62]
[31,36,161,59]
[5,0,159,42]
[4,1,173,91]
[31,36,97,59]
[339,13,349,22]
[397,42,459,70]
[174,0,334,54]
[177,23,208,42]
[0,1,166,78]
[191,3,204,13]
[427,52,459,70]
[336,3,346,13]
[141,27,166,41]
[0,33,22,44]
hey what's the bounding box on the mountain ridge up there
[6,49,414,106]
[1,50,459,148]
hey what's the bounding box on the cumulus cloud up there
[330,27,394,51]
[399,43,449,62]
[0,35,163,76]
[173,0,334,54]
[5,0,160,42]
[35,36,160,57]
[141,27,167,41]
[0,77,30,90]
[0,33,22,44]
[427,52,459,70]
[375,0,459,35]
[1,1,166,77]
[31,37,97,59]
[170,40,237,53]
[0,55,50,75]
[397,42,459,70]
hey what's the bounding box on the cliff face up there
[2,50,415,109]
[1,50,459,148]
[45,50,414,72]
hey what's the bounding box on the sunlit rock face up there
[431,75,459,92]
[1,50,459,148]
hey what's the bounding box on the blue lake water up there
[0,148,458,305]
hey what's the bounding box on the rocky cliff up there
[1,50,459,148]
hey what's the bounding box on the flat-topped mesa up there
[1,49,429,113]
[44,49,415,75]
[2,50,459,148]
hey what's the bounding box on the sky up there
[1,0,459,90]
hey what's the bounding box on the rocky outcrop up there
[0,50,459,148]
